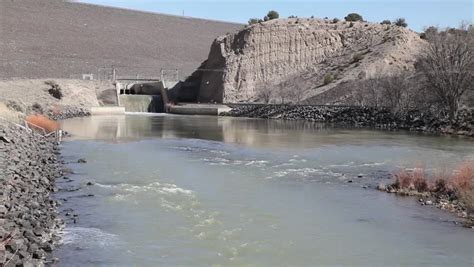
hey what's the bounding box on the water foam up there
[61,227,119,247]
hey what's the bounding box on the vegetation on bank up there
[348,24,473,120]
[248,10,280,25]
[380,162,474,227]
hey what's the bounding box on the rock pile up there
[222,104,474,136]
[47,106,91,121]
[0,125,64,266]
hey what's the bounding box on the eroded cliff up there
[197,18,426,103]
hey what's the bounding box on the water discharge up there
[56,115,474,266]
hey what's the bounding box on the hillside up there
[195,18,426,103]
[0,0,242,80]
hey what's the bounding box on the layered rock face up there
[197,18,426,103]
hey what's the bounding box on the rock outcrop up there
[197,18,426,103]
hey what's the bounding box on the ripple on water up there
[61,227,120,247]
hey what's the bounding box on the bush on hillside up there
[344,13,363,22]
[267,10,279,20]
[248,18,262,25]
[324,73,335,85]
[394,18,408,27]
[380,20,391,25]
[45,80,63,100]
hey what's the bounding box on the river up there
[55,114,474,266]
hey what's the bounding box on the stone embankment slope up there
[223,105,474,136]
[0,77,104,265]
[197,18,426,103]
[0,125,64,266]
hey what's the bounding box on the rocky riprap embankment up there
[46,106,91,121]
[0,125,64,266]
[222,104,474,136]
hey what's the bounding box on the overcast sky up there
[77,0,472,32]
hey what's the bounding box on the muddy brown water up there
[55,114,474,266]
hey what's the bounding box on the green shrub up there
[332,18,340,23]
[380,20,391,25]
[324,73,335,85]
[267,10,279,20]
[344,13,363,22]
[248,18,262,25]
[393,18,408,27]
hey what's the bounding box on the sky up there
[76,0,473,32]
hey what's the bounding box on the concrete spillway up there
[119,95,164,113]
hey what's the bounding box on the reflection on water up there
[61,114,474,152]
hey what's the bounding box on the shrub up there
[432,178,448,193]
[323,73,335,85]
[45,80,63,100]
[381,20,392,25]
[458,189,474,213]
[248,18,262,25]
[414,176,429,192]
[394,170,413,189]
[267,10,279,20]
[393,18,408,27]
[451,161,474,190]
[31,103,43,114]
[289,15,298,19]
[332,18,340,23]
[344,13,363,22]
[351,53,364,63]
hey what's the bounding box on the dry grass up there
[451,162,474,213]
[25,115,59,133]
[393,167,428,192]
[392,161,474,214]
[451,162,474,190]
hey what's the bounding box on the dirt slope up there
[0,0,242,79]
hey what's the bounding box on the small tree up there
[380,20,391,25]
[267,10,279,20]
[344,13,363,22]
[393,18,408,27]
[416,25,474,119]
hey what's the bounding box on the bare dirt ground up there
[0,0,242,80]
[0,79,113,121]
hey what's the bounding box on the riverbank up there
[377,163,474,228]
[0,124,64,265]
[0,100,91,265]
[222,104,474,136]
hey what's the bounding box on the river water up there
[56,114,474,266]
